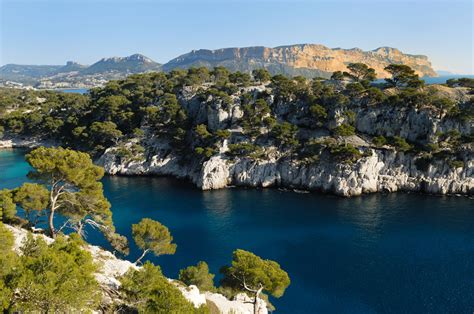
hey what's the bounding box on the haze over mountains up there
[0,44,438,88]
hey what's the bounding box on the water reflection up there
[202,189,233,215]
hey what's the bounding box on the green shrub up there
[195,124,212,139]
[329,144,362,164]
[372,135,387,147]
[115,144,145,162]
[333,123,355,137]
[215,129,231,139]
[195,147,217,158]
[227,143,264,159]
[7,234,100,312]
[120,262,197,313]
[446,78,474,89]
[0,190,16,222]
[271,122,299,147]
[448,160,464,169]
[179,261,216,292]
[309,104,327,127]
[0,223,16,310]
[390,136,413,152]
[415,156,433,172]
[252,69,271,83]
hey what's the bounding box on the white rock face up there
[205,292,268,314]
[101,147,473,196]
[198,155,231,189]
[176,285,207,308]
[98,138,195,179]
[0,137,55,149]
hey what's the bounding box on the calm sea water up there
[56,88,89,94]
[422,75,474,85]
[1,149,473,314]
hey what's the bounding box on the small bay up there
[1,149,473,313]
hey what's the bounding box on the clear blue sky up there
[1,0,473,74]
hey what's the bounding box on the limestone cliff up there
[163,44,437,78]
[99,142,473,197]
[97,83,473,197]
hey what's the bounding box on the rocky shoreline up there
[98,142,473,197]
[1,134,472,197]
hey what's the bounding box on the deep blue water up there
[1,149,473,314]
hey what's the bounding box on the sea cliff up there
[1,71,472,197]
[97,83,473,197]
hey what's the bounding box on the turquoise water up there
[1,149,473,313]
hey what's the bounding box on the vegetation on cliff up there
[0,65,472,175]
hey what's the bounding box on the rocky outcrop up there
[98,82,473,197]
[0,137,55,149]
[5,224,268,314]
[100,147,473,197]
[163,44,437,78]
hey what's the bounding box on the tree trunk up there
[48,183,60,238]
[77,221,84,236]
[48,208,56,238]
[253,286,264,314]
[134,249,149,265]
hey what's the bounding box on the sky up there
[0,0,473,74]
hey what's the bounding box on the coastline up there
[2,131,472,198]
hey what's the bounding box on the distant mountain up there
[0,54,161,86]
[163,44,437,78]
[0,46,439,88]
[0,64,63,84]
[58,61,87,73]
[81,54,161,75]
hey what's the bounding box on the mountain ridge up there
[163,44,436,78]
[0,44,438,87]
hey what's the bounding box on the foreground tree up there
[0,189,16,222]
[0,223,16,310]
[26,147,102,236]
[12,183,49,228]
[25,147,128,253]
[120,262,198,313]
[220,249,290,314]
[179,261,216,291]
[0,229,100,312]
[132,218,177,264]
